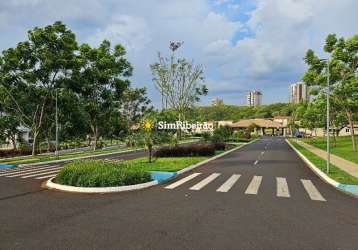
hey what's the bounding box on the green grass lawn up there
[290,140,358,185]
[301,136,358,164]
[122,156,209,172]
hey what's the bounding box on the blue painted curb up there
[149,171,177,183]
[337,184,358,195]
[0,164,16,169]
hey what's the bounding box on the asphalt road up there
[0,137,357,250]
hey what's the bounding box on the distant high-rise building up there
[246,91,262,107]
[211,97,224,106]
[290,82,309,103]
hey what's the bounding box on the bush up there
[56,160,151,187]
[154,143,215,157]
[0,148,32,157]
[211,125,233,143]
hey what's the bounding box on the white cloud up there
[0,0,357,105]
[89,15,151,52]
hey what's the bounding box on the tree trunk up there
[32,131,39,156]
[346,110,357,151]
[148,146,152,163]
[10,135,17,150]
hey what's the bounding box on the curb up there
[286,139,358,197]
[46,177,158,194]
[45,139,258,194]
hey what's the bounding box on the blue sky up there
[0,0,357,107]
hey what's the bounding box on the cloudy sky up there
[0,0,357,106]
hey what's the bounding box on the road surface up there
[0,137,357,249]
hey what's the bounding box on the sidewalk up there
[295,140,358,178]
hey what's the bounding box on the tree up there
[121,87,153,130]
[74,40,132,150]
[150,42,207,123]
[0,114,20,149]
[0,21,78,155]
[303,34,358,151]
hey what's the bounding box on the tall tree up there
[0,21,78,155]
[150,42,207,122]
[303,34,358,151]
[74,40,132,150]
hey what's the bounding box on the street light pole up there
[326,60,330,174]
[55,88,59,159]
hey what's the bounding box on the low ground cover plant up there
[56,160,151,187]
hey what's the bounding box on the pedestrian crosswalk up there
[0,164,61,180]
[164,173,327,202]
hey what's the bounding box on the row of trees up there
[296,33,358,151]
[0,22,151,155]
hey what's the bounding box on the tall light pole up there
[55,88,59,159]
[320,59,330,173]
[326,59,330,174]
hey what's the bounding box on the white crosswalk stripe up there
[21,169,61,178]
[301,179,326,201]
[245,176,262,195]
[165,173,201,189]
[0,165,60,177]
[0,165,61,180]
[216,174,240,192]
[189,173,221,190]
[276,177,290,198]
[164,174,326,202]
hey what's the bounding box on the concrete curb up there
[46,177,159,193]
[45,139,258,194]
[286,139,358,197]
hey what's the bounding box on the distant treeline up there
[187,103,296,122]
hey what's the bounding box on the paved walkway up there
[296,140,358,178]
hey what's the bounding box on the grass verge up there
[301,136,358,164]
[290,140,358,185]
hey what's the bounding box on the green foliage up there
[303,34,358,151]
[188,103,295,121]
[211,125,233,143]
[56,160,151,187]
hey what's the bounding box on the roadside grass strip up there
[301,179,326,201]
[216,174,241,192]
[288,139,358,197]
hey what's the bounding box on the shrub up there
[56,160,151,187]
[154,143,215,157]
[0,148,33,157]
[211,125,233,143]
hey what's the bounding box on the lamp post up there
[55,88,59,159]
[320,59,330,173]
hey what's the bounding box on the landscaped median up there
[46,142,248,193]
[287,139,358,197]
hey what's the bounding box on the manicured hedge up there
[154,143,216,157]
[56,160,151,187]
[0,149,33,158]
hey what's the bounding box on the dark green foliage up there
[56,160,151,187]
[188,103,295,121]
[211,125,233,143]
[154,143,215,157]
